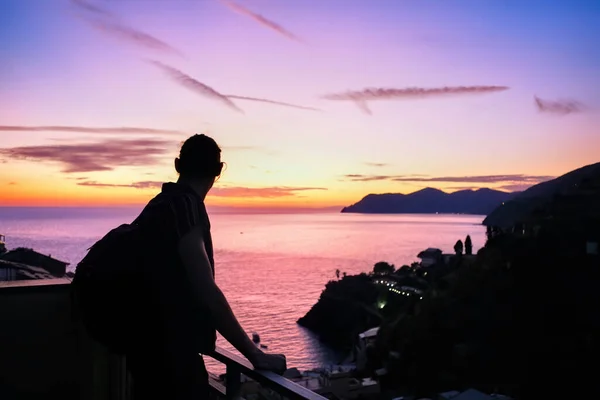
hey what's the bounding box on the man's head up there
[175,134,223,186]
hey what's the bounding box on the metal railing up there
[206,347,327,400]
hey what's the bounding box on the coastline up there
[1,213,487,372]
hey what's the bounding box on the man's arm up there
[178,225,260,362]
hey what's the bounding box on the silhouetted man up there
[128,134,286,399]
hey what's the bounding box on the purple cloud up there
[0,125,184,135]
[534,96,585,115]
[70,0,183,57]
[219,0,303,43]
[0,138,174,173]
[75,182,327,198]
[83,18,185,57]
[496,183,538,192]
[211,186,327,198]
[225,95,321,112]
[77,180,163,189]
[343,174,554,185]
[70,0,113,17]
[322,86,510,114]
[149,60,244,113]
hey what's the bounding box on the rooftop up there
[418,248,442,257]
[0,259,55,280]
[1,247,70,266]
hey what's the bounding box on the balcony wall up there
[0,279,127,400]
[0,279,327,400]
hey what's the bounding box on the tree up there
[486,226,493,243]
[465,235,473,255]
[335,269,341,279]
[454,240,464,255]
[396,265,412,275]
[373,261,395,274]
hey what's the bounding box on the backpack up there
[71,222,148,354]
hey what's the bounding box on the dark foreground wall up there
[0,279,129,400]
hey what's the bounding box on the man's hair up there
[176,134,223,179]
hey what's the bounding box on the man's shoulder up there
[144,184,200,210]
[145,188,208,230]
[164,191,204,215]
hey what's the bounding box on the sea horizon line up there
[0,205,345,214]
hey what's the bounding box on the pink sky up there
[1,0,599,207]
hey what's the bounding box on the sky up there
[1,0,599,208]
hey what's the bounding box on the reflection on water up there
[0,209,485,370]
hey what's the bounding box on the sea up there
[0,207,486,372]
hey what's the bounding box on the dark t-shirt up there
[135,182,216,353]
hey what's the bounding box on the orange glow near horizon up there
[1,1,599,208]
[0,170,573,209]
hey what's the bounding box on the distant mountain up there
[341,188,518,215]
[483,162,600,228]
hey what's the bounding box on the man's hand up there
[247,348,287,374]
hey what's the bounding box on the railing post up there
[209,347,328,400]
[225,364,242,400]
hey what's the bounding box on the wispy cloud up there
[77,180,163,189]
[0,138,173,173]
[534,96,585,115]
[354,100,372,115]
[496,183,536,192]
[84,18,185,57]
[211,186,327,198]
[71,1,183,57]
[343,174,392,182]
[364,162,389,167]
[323,86,510,101]
[74,182,327,198]
[444,186,487,191]
[149,60,244,113]
[343,173,554,185]
[444,184,533,193]
[322,86,509,114]
[392,174,553,184]
[7,182,16,185]
[444,185,518,192]
[71,0,113,17]
[219,0,303,43]
[225,95,321,112]
[0,125,184,135]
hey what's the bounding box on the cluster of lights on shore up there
[373,279,424,301]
